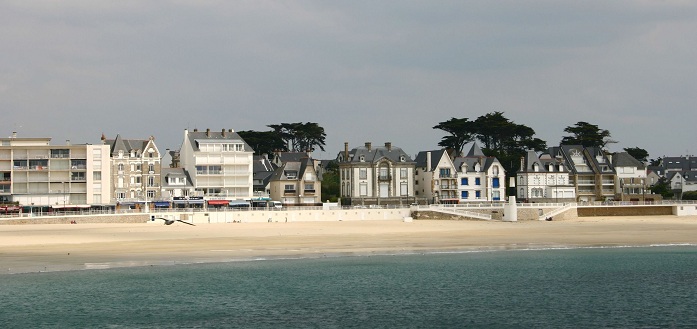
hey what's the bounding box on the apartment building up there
[178,128,254,205]
[102,134,162,206]
[0,133,111,207]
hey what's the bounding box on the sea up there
[1,246,697,328]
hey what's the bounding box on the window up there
[93,171,101,181]
[492,165,499,176]
[493,191,500,201]
[285,184,296,191]
[439,168,451,178]
[400,168,408,179]
[116,192,126,199]
[475,191,481,198]
[492,178,500,188]
[196,166,207,175]
[149,164,155,172]
[147,190,155,198]
[379,167,389,180]
[304,183,314,192]
[461,191,469,199]
[135,176,142,184]
[359,168,367,180]
[148,176,155,187]
[209,166,221,174]
[136,164,141,171]
[461,178,468,185]
[305,173,315,181]
[71,172,86,181]
[359,183,368,196]
[130,164,135,171]
[475,178,481,185]
[400,182,408,196]
[118,163,124,171]
[285,171,297,179]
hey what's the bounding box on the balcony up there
[284,190,297,196]
[378,174,392,181]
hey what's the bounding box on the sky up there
[2,0,696,161]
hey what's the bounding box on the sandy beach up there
[2,216,696,274]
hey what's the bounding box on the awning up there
[154,201,170,207]
[173,199,204,204]
[229,199,250,206]
[52,204,91,209]
[207,200,230,205]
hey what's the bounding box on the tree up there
[268,122,327,152]
[433,118,475,156]
[320,161,340,202]
[237,130,287,156]
[623,147,649,163]
[561,121,615,148]
[682,191,697,200]
[650,177,674,199]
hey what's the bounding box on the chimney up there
[222,128,226,137]
[344,142,349,160]
[365,142,372,151]
[206,128,210,137]
[228,129,233,133]
[385,142,392,151]
[520,156,525,171]
[66,140,71,146]
[426,152,432,171]
[193,128,198,132]
[11,132,17,139]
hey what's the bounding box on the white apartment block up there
[179,128,254,202]
[0,133,111,207]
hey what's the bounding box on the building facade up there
[337,142,415,205]
[453,143,507,203]
[414,149,458,203]
[103,134,162,207]
[517,149,575,202]
[269,157,321,205]
[178,128,254,205]
[0,133,111,207]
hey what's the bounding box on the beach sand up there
[1,216,696,274]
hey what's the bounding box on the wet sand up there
[1,216,696,274]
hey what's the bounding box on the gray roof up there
[343,143,414,164]
[453,156,500,173]
[662,156,697,172]
[104,134,150,156]
[520,150,545,173]
[414,149,448,171]
[187,129,253,152]
[612,152,645,169]
[253,155,276,189]
[160,168,193,188]
[270,158,314,181]
[274,152,310,164]
[466,143,485,157]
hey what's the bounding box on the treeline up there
[238,113,651,176]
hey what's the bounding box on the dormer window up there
[533,163,539,172]
[285,171,298,179]
[400,156,405,162]
[360,155,365,162]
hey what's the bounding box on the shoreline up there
[2,215,697,274]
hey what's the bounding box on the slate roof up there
[662,156,697,172]
[103,134,150,156]
[414,149,448,171]
[270,158,314,181]
[612,152,645,169]
[160,168,193,188]
[344,143,414,164]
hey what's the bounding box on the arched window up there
[492,165,499,175]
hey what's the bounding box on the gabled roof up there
[274,152,310,164]
[104,134,151,156]
[453,156,502,173]
[414,149,449,171]
[612,152,645,169]
[160,168,193,188]
[187,129,253,152]
[270,158,315,181]
[519,150,545,173]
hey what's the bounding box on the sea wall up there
[577,206,673,217]
[0,214,149,225]
[161,208,412,224]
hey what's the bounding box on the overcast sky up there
[2,1,696,160]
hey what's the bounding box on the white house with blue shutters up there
[453,143,506,203]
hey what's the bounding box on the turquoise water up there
[1,246,697,328]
